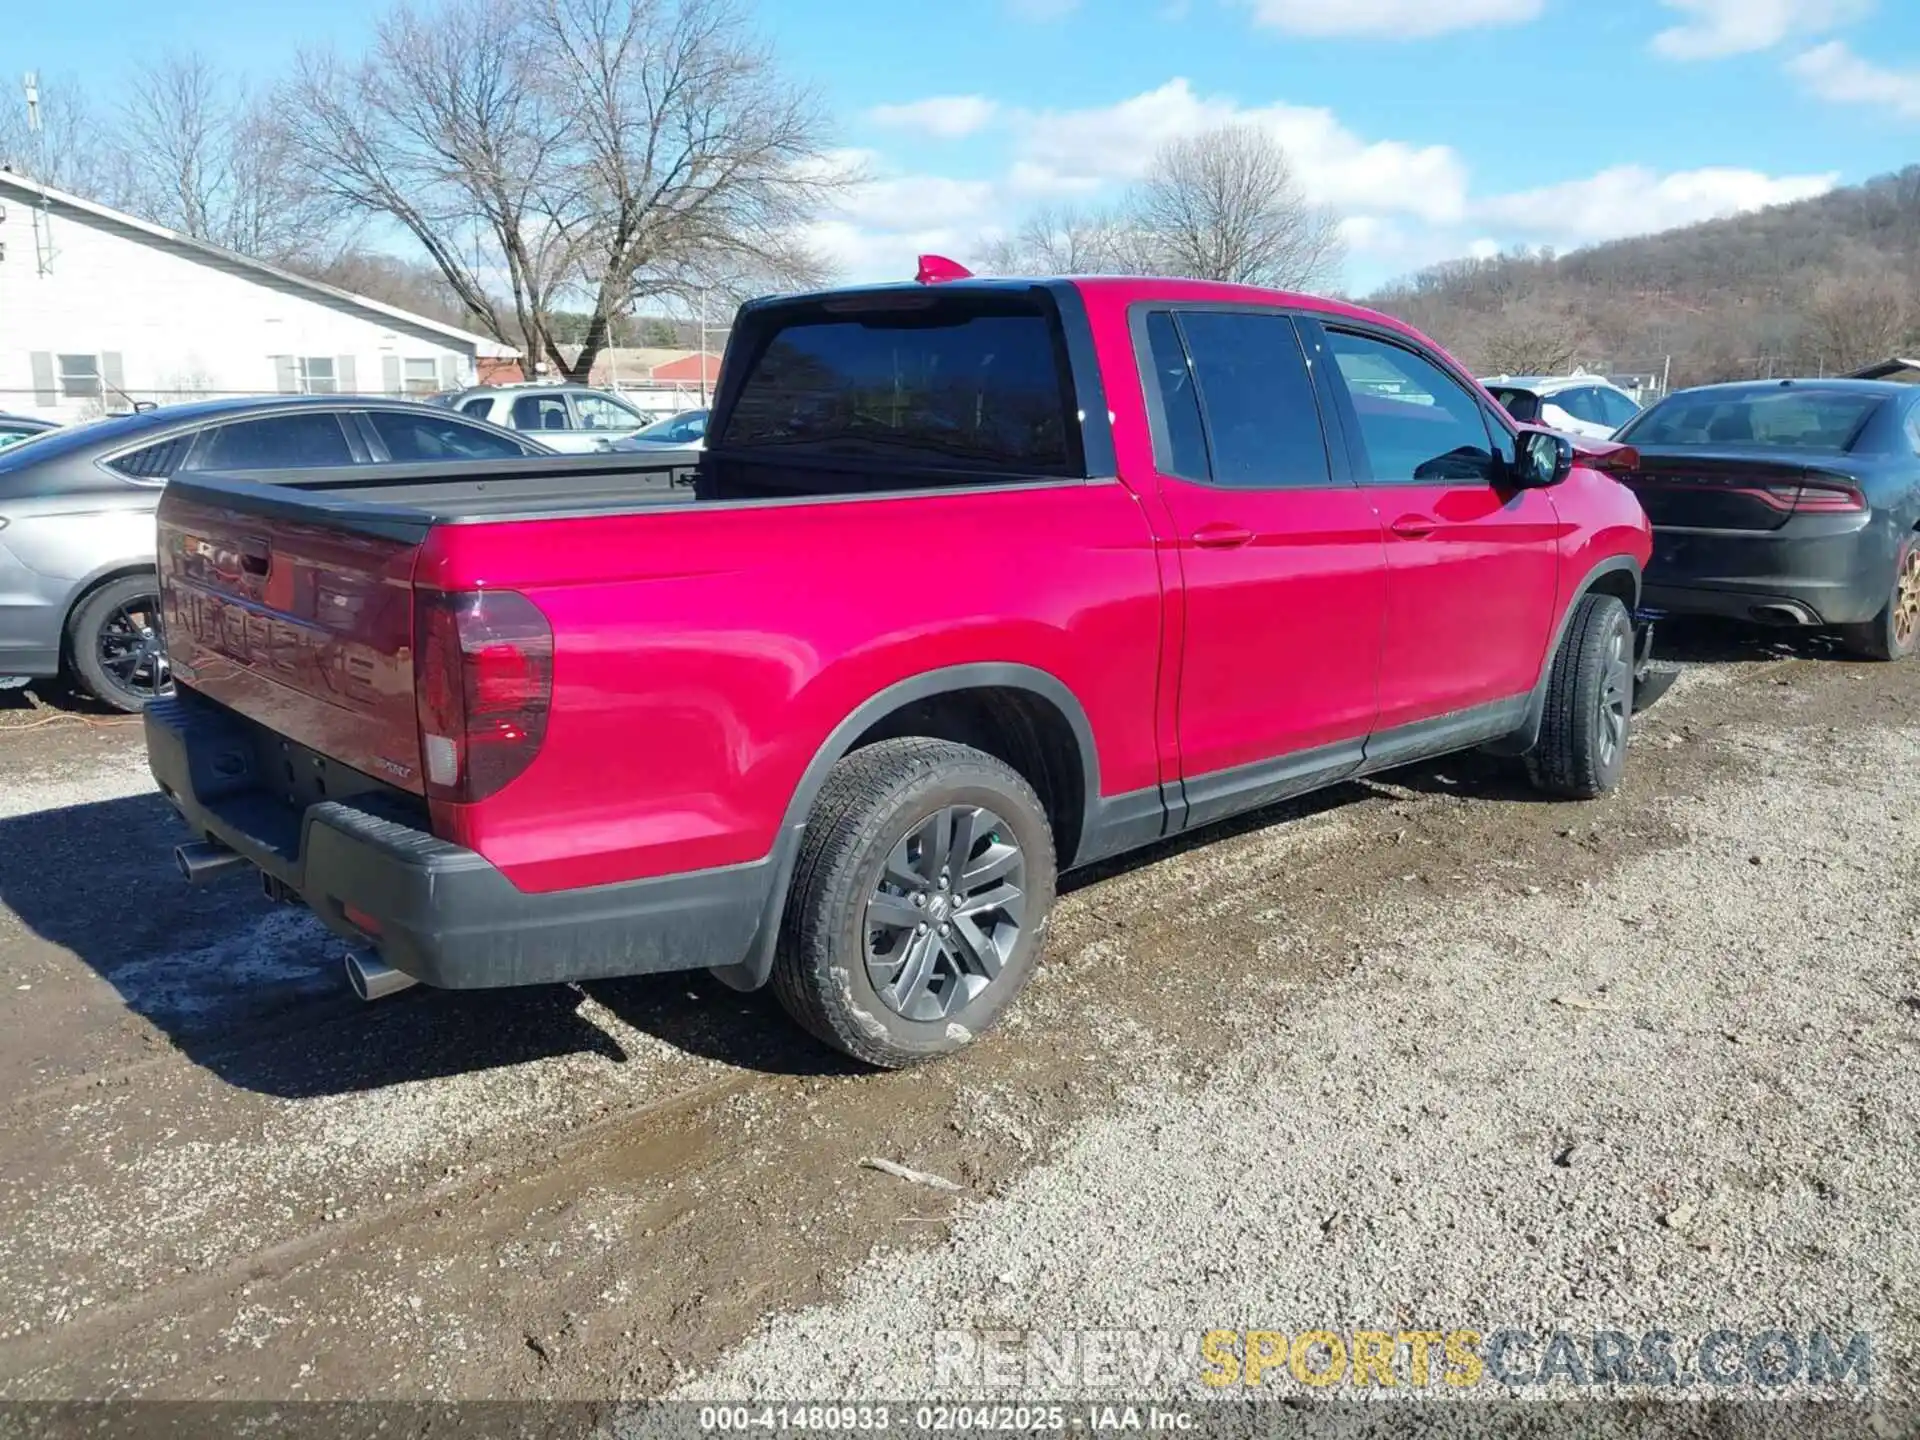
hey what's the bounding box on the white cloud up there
[1015,79,1470,223]
[821,81,1841,292]
[1651,0,1871,60]
[1243,0,1541,38]
[1475,165,1837,247]
[867,96,1000,140]
[1789,41,1920,119]
[804,218,986,284]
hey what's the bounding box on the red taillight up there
[1782,483,1866,514]
[1729,482,1866,514]
[413,589,553,803]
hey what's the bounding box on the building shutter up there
[336,356,358,394]
[30,352,55,406]
[102,352,126,405]
[382,355,402,395]
[439,355,461,390]
[273,355,298,394]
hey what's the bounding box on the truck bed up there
[179,451,700,540]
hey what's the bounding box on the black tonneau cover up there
[166,450,699,542]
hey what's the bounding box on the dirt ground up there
[0,622,1913,1419]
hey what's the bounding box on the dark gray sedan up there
[0,395,549,711]
[1619,379,1920,660]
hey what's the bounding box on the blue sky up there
[12,0,1920,292]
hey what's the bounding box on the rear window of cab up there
[716,295,1079,477]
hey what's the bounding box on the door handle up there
[1389,514,1437,539]
[1192,524,1254,550]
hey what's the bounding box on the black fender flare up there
[709,662,1104,992]
[1481,556,1643,759]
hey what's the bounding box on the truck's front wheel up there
[772,738,1056,1068]
[1525,592,1635,800]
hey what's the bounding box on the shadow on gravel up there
[0,791,665,1098]
[1652,614,1858,666]
[0,676,120,718]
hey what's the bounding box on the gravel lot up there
[0,625,1913,1433]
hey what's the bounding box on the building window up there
[299,357,338,395]
[403,358,438,395]
[58,354,101,398]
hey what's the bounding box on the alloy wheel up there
[1894,548,1920,650]
[96,594,170,703]
[1597,619,1632,769]
[864,804,1026,1022]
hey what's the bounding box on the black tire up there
[1838,537,1918,662]
[771,737,1056,1069]
[66,573,171,713]
[1525,593,1635,800]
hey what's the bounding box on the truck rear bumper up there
[145,691,776,989]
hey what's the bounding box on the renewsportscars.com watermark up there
[931,1326,1874,1394]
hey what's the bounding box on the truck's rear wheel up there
[1525,592,1634,800]
[771,737,1056,1068]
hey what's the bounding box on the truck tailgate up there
[159,489,424,792]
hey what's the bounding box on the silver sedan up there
[0,395,550,711]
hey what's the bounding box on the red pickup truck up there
[147,272,1662,1067]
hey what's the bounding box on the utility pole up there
[24,72,55,277]
[1661,354,1671,398]
[697,288,709,408]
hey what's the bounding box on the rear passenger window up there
[461,398,495,420]
[1599,389,1641,428]
[1557,388,1604,425]
[1326,330,1495,484]
[1141,311,1210,481]
[368,411,526,461]
[512,395,573,432]
[188,414,355,471]
[1173,311,1330,488]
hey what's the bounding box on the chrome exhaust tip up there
[175,840,249,885]
[344,950,418,1002]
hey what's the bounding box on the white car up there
[444,384,652,453]
[1482,375,1643,441]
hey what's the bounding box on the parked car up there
[147,269,1662,1067]
[0,395,551,712]
[613,407,708,451]
[445,383,653,452]
[0,414,57,449]
[1484,375,1643,440]
[1616,378,1920,659]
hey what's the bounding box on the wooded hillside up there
[1368,166,1920,388]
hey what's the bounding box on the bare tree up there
[281,0,843,381]
[1802,268,1915,374]
[1125,125,1343,290]
[977,205,1140,276]
[1456,300,1590,377]
[110,54,345,264]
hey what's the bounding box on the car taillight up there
[1782,482,1866,514]
[1731,482,1866,514]
[413,588,553,803]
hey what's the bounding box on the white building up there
[0,172,517,423]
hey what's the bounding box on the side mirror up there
[1513,428,1573,488]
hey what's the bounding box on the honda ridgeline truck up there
[146,267,1663,1067]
